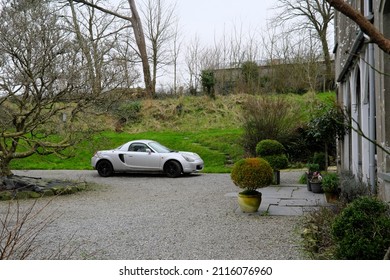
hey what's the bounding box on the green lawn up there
[10,92,335,173]
[10,129,244,173]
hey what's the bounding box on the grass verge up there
[10,129,244,173]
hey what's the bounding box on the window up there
[128,143,148,152]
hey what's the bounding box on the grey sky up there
[175,0,278,43]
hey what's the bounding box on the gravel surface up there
[3,170,307,260]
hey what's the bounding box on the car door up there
[124,143,161,170]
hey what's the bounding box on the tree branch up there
[69,0,133,22]
[326,0,390,54]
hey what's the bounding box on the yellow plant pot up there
[237,191,262,213]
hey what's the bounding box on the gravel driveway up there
[5,170,306,260]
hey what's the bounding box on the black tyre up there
[164,161,182,178]
[96,160,114,177]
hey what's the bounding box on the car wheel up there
[96,160,114,177]
[164,160,182,178]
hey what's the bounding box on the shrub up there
[115,101,142,122]
[338,170,370,203]
[256,139,289,170]
[200,70,215,99]
[231,158,273,191]
[262,154,289,170]
[321,172,339,194]
[302,206,339,259]
[312,152,326,171]
[241,95,302,155]
[256,139,286,156]
[307,163,320,173]
[331,196,390,259]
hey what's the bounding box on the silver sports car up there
[91,140,204,177]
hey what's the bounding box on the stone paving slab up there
[232,185,328,216]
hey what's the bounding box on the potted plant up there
[321,172,340,202]
[231,158,273,213]
[256,139,289,185]
[310,171,323,193]
[306,163,320,191]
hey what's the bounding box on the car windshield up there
[148,142,173,153]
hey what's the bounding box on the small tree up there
[200,70,215,99]
[307,103,346,171]
[241,61,259,93]
[0,1,103,176]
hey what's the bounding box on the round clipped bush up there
[256,139,286,156]
[262,154,289,170]
[331,196,390,259]
[256,139,289,170]
[231,158,273,191]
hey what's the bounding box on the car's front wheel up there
[164,160,182,178]
[96,160,114,177]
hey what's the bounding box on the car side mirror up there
[145,148,152,155]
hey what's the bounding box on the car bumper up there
[91,157,98,168]
[182,159,204,173]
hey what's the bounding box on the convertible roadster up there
[91,140,204,177]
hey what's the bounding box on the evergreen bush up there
[312,152,326,171]
[256,139,285,156]
[231,158,273,191]
[331,196,390,259]
[256,139,289,170]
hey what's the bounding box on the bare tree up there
[141,0,178,94]
[170,20,183,94]
[67,0,135,94]
[185,35,203,94]
[272,0,334,89]
[0,0,100,176]
[325,0,390,54]
[71,0,154,95]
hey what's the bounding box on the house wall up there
[335,0,390,202]
[375,0,390,201]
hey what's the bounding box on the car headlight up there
[181,154,195,162]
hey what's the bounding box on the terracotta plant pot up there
[325,192,339,203]
[237,191,262,213]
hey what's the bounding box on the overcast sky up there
[175,0,279,44]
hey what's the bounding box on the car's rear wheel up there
[96,160,114,177]
[164,160,182,178]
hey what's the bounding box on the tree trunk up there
[319,30,333,90]
[0,158,13,177]
[128,0,154,97]
[324,142,329,172]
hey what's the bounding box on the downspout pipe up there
[369,42,376,193]
[366,0,376,193]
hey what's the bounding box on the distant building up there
[334,0,390,201]
[211,59,333,95]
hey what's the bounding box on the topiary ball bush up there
[231,158,273,191]
[262,154,289,170]
[331,196,390,259]
[256,139,286,157]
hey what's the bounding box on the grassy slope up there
[10,92,335,173]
